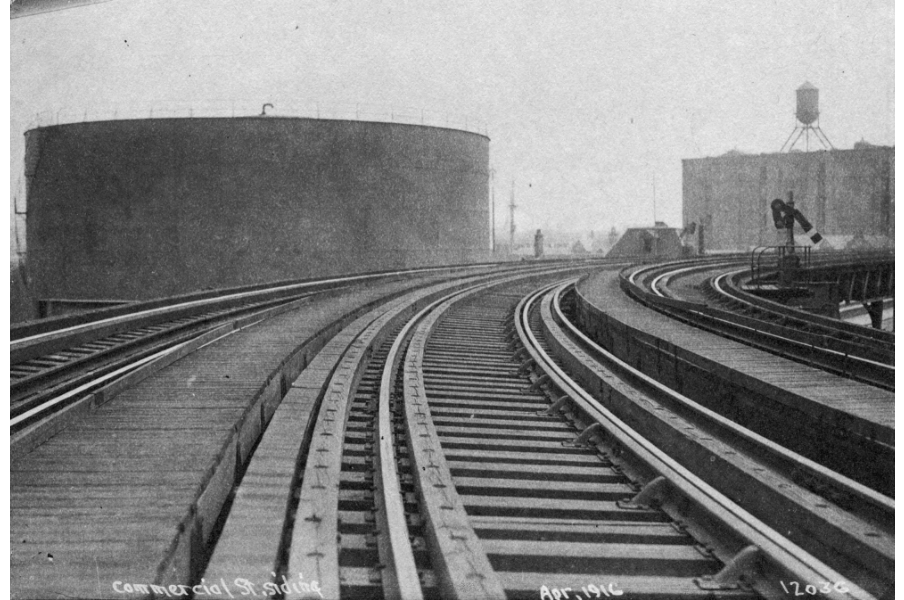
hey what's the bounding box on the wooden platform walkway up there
[9,278,429,600]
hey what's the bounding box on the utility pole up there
[489,168,496,254]
[509,180,517,253]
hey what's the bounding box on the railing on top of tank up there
[26,100,489,137]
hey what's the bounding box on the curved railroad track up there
[202,267,886,599]
[10,263,556,443]
[11,256,893,599]
[623,258,894,389]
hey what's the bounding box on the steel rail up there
[10,264,587,433]
[627,255,744,289]
[623,264,894,390]
[654,259,893,364]
[12,260,615,365]
[713,270,895,350]
[392,265,610,598]
[581,271,894,496]
[13,280,359,349]
[10,343,178,429]
[402,286,509,600]
[639,254,893,352]
[9,296,322,433]
[547,284,892,594]
[284,277,495,598]
[719,252,893,344]
[11,267,485,363]
[649,261,746,300]
[9,293,317,448]
[514,285,875,600]
[684,300,892,378]
[201,273,500,597]
[551,283,894,520]
[11,258,618,346]
[283,265,588,599]
[711,271,895,369]
[374,293,464,600]
[11,294,311,413]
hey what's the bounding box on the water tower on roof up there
[780,82,835,152]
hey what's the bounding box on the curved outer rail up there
[373,300,438,600]
[12,259,619,363]
[285,322,378,597]
[547,283,892,595]
[649,261,747,301]
[635,251,893,335]
[709,271,893,365]
[709,269,895,352]
[11,265,494,363]
[391,265,619,598]
[284,275,500,598]
[10,292,326,456]
[625,254,747,289]
[9,261,628,599]
[718,269,895,346]
[704,251,893,344]
[514,284,875,600]
[551,284,893,522]
[201,272,507,597]
[12,261,552,341]
[11,263,597,443]
[282,264,592,599]
[402,287,508,600]
[12,258,620,340]
[372,269,567,598]
[11,294,309,412]
[624,262,894,390]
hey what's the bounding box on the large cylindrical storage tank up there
[796,82,819,125]
[24,117,490,301]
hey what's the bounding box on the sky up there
[7,0,895,255]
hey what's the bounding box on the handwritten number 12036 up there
[779,580,849,595]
